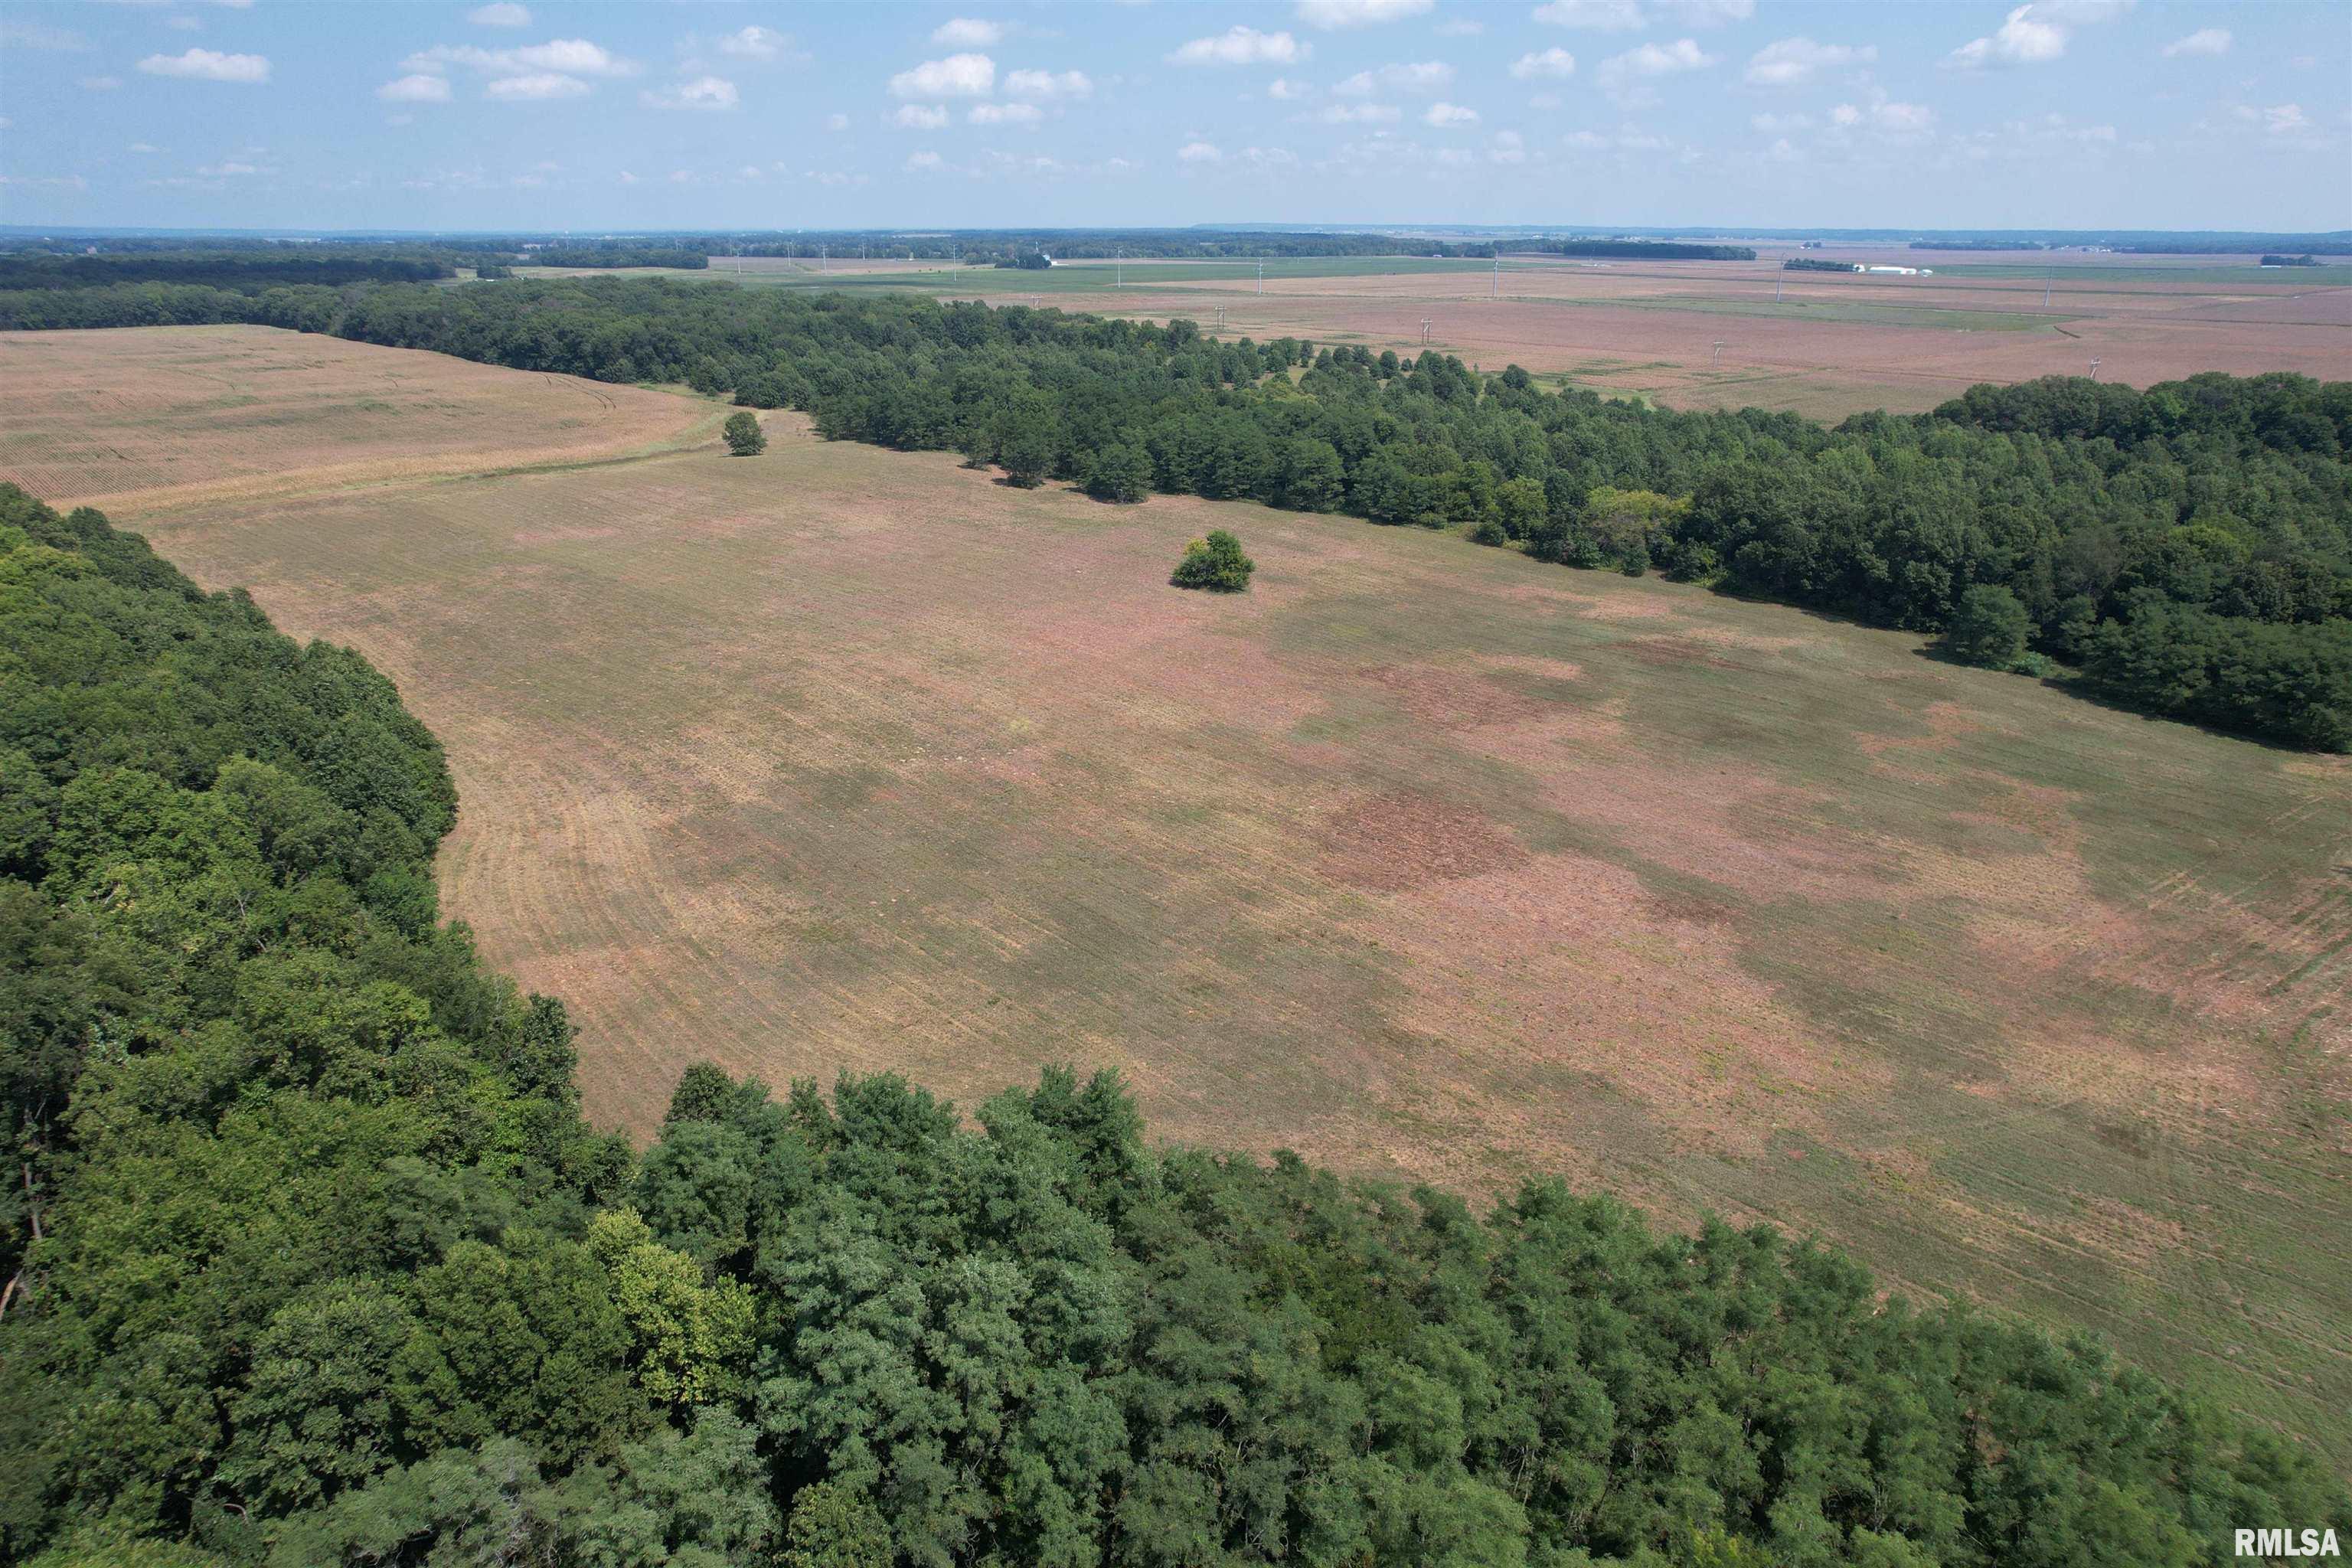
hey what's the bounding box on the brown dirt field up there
[0,325,718,517]
[952,250,2351,420]
[21,325,2352,1467]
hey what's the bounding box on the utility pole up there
[1115,248,1122,287]
[1775,277,1783,303]
[2043,277,2053,309]
[1256,260,1264,295]
[1492,252,1499,297]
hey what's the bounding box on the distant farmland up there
[0,325,718,514]
[37,325,2349,1468]
[525,246,2352,421]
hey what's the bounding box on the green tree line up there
[2,278,2347,750]
[1534,242,1759,261]
[2,482,2348,1565]
[0,252,456,291]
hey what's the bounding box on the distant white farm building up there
[1864,265,1933,276]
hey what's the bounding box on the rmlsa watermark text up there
[2237,1527,2342,1560]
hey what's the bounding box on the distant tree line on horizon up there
[1532,240,1759,261]
[527,244,709,270]
[0,251,457,292]
[1,273,2346,751]
[3,483,2346,1566]
[1782,258,1860,273]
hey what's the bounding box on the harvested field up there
[0,325,718,516]
[679,246,2351,420]
[28,325,2342,1466]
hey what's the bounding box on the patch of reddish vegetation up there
[1321,789,1528,893]
[1359,663,1551,729]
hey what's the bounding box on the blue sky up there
[2,1,2345,232]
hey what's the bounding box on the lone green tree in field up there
[1944,583,2030,668]
[724,412,766,456]
[1171,530,1253,593]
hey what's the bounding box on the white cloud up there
[1744,38,1874,88]
[1313,102,1401,122]
[906,149,949,172]
[1488,129,1527,162]
[1511,47,1576,80]
[1296,0,1432,27]
[136,47,269,83]
[969,101,1041,126]
[486,72,590,100]
[1828,89,1935,137]
[1944,2,2124,70]
[932,18,1005,47]
[1424,101,1478,126]
[468,2,530,24]
[1532,0,1645,28]
[198,161,260,176]
[719,26,793,60]
[2162,28,2230,58]
[893,103,949,128]
[1004,67,1091,97]
[1657,0,1753,24]
[405,40,637,78]
[129,141,161,152]
[0,21,89,50]
[1334,60,1452,94]
[2239,102,2308,136]
[826,112,850,130]
[1268,77,1312,99]
[377,73,452,102]
[1534,0,1747,26]
[79,75,122,90]
[642,75,738,110]
[1562,126,1673,152]
[0,174,90,191]
[1168,27,1307,66]
[1177,139,1223,162]
[889,53,995,96]
[1596,37,1713,103]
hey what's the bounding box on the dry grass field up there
[0,325,718,515]
[704,246,2351,421]
[12,325,2349,1465]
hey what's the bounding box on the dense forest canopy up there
[1,485,2344,1566]
[15,273,2334,749]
